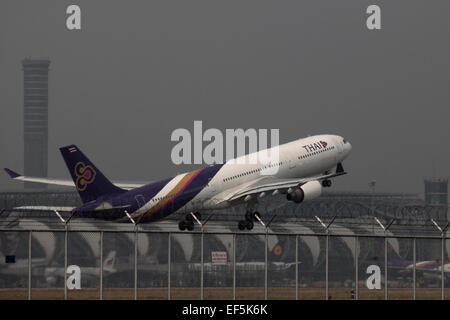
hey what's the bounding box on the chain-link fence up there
[0,228,449,300]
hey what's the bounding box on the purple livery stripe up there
[138,168,204,220]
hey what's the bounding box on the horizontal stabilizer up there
[4,168,144,190]
[4,168,20,179]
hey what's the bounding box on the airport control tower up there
[424,178,448,221]
[22,58,50,189]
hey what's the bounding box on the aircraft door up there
[334,138,344,163]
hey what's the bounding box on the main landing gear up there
[238,211,260,231]
[178,212,201,231]
[322,179,332,187]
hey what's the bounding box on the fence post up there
[201,230,204,300]
[313,215,335,300]
[442,236,445,300]
[64,227,68,300]
[233,233,236,300]
[430,219,449,300]
[384,236,388,300]
[295,235,298,300]
[168,232,171,300]
[325,233,329,300]
[355,236,358,300]
[134,229,138,300]
[374,217,395,301]
[265,231,268,300]
[413,237,416,300]
[28,230,32,300]
[100,231,103,300]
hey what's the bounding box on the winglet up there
[4,168,21,179]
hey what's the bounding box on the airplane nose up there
[346,142,352,154]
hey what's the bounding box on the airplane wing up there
[4,168,144,190]
[226,169,347,202]
[13,206,76,212]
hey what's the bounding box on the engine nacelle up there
[286,180,322,203]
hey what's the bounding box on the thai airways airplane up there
[4,134,351,231]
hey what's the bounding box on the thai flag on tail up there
[68,146,77,153]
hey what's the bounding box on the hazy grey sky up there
[1,0,449,196]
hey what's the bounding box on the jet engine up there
[286,180,322,203]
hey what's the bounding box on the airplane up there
[44,250,117,286]
[387,244,450,281]
[4,134,352,231]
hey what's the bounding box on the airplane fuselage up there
[73,134,351,223]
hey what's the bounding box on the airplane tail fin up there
[103,250,117,273]
[386,241,408,267]
[59,145,125,203]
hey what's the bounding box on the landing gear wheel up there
[238,220,246,231]
[186,221,194,231]
[185,214,194,222]
[246,220,254,230]
[178,221,186,231]
[322,180,332,187]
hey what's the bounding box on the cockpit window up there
[343,139,347,144]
